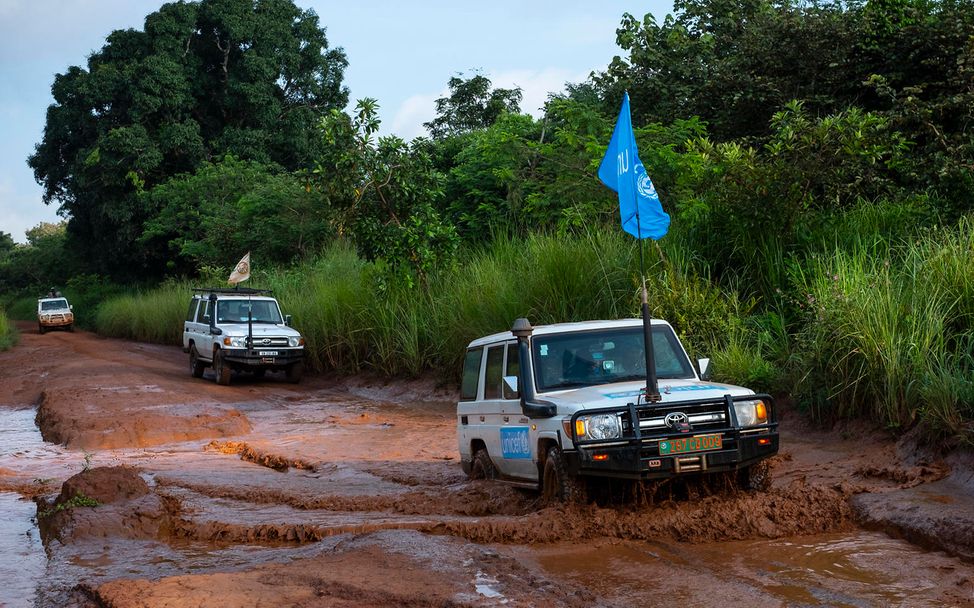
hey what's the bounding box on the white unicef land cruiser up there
[182,288,305,385]
[457,318,779,502]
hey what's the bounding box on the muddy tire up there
[470,448,497,480]
[543,446,587,504]
[739,460,772,492]
[189,346,206,378]
[285,361,303,384]
[67,324,73,332]
[38,324,45,334]
[252,369,266,379]
[214,349,232,386]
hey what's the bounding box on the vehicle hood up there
[541,379,753,413]
[219,323,301,338]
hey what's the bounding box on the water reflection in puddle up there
[524,532,972,607]
[0,492,46,608]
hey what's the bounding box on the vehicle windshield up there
[40,299,69,311]
[216,299,283,324]
[532,325,695,392]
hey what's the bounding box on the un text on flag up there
[597,92,670,240]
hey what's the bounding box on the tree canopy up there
[28,0,347,277]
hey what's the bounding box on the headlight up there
[223,336,248,348]
[576,413,622,440]
[734,400,769,427]
[288,336,304,347]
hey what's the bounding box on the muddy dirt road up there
[1,323,973,607]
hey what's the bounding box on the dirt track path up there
[1,322,973,607]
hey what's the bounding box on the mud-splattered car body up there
[37,297,74,333]
[457,318,779,500]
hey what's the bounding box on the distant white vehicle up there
[37,296,74,334]
[182,288,305,385]
[457,318,779,502]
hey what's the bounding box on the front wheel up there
[213,349,232,386]
[189,345,206,378]
[542,446,587,504]
[739,460,772,492]
[38,324,45,335]
[285,361,303,384]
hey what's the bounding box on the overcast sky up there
[0,0,671,243]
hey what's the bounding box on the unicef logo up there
[634,164,657,198]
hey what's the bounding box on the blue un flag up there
[598,92,670,240]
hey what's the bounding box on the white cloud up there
[388,91,442,140]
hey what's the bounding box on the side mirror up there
[503,375,518,397]
[210,327,223,336]
[284,314,292,327]
[69,305,73,310]
[698,358,711,380]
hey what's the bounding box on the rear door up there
[498,341,538,480]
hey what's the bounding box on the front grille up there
[247,336,290,347]
[623,400,730,439]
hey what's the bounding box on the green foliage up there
[95,281,191,345]
[38,493,100,519]
[792,220,974,443]
[0,310,18,351]
[140,156,331,273]
[28,0,348,278]
[424,73,523,139]
[318,99,458,286]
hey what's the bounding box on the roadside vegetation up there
[0,310,17,351]
[2,0,972,446]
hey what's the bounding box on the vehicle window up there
[503,343,520,400]
[196,301,211,323]
[216,299,283,324]
[186,299,199,322]
[532,326,694,392]
[459,347,483,401]
[483,345,504,400]
[40,299,68,311]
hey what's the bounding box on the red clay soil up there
[1,321,973,607]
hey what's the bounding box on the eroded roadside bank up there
[1,322,972,607]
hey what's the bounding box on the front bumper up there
[39,314,73,327]
[221,348,304,369]
[567,394,779,480]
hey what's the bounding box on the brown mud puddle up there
[1,322,973,606]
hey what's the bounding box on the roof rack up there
[192,287,274,295]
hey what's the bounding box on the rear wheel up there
[285,361,303,384]
[542,446,587,504]
[189,345,206,378]
[469,447,497,480]
[213,349,232,386]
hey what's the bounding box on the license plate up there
[258,350,278,356]
[659,434,722,455]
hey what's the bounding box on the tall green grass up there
[0,310,18,351]
[95,282,192,345]
[793,220,974,444]
[95,230,746,381]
